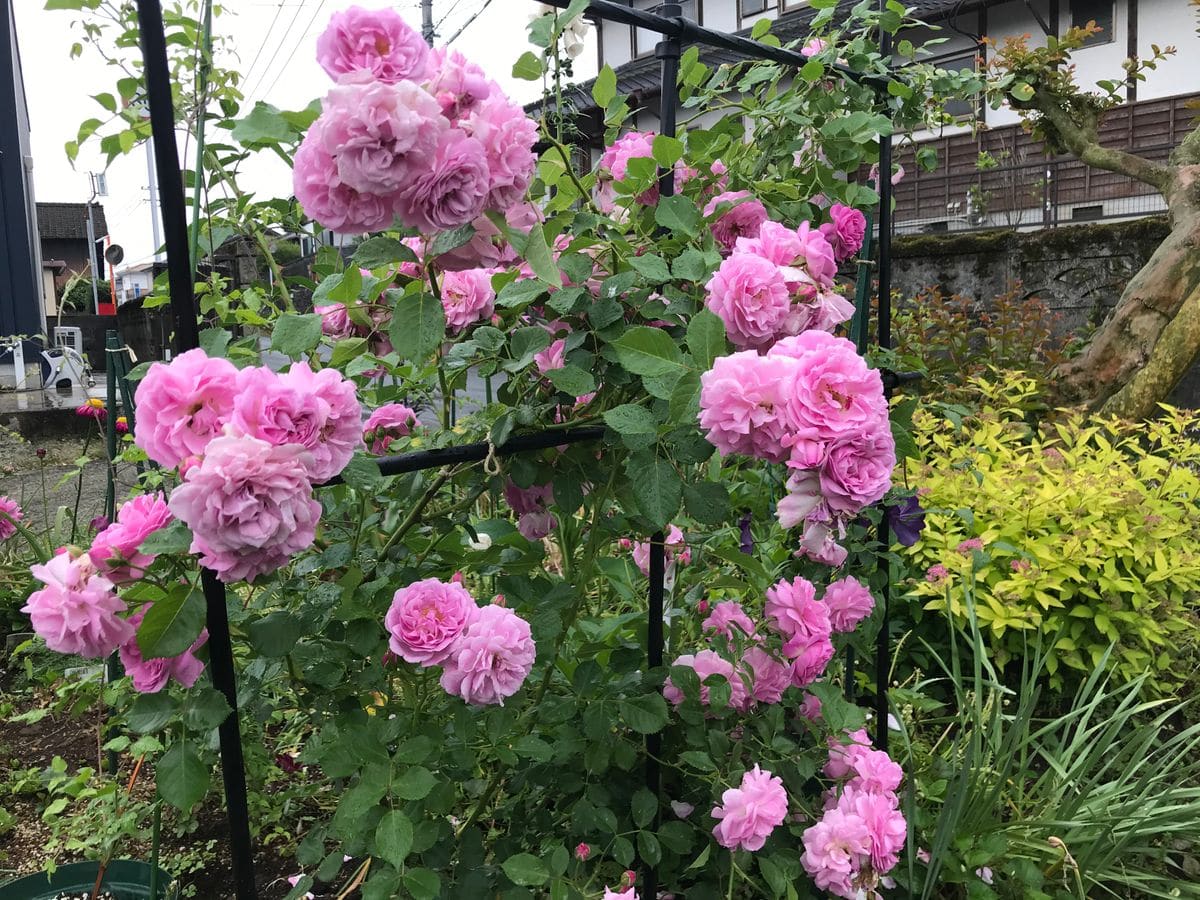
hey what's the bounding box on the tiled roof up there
[531,0,983,119]
[36,202,108,241]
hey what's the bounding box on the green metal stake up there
[149,800,162,900]
[849,209,876,355]
[103,330,121,776]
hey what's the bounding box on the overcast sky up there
[15,0,597,270]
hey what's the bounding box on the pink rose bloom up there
[631,524,687,575]
[439,604,536,705]
[698,351,796,463]
[704,252,792,350]
[425,47,493,121]
[801,37,828,57]
[703,600,755,640]
[0,495,22,541]
[711,765,789,852]
[801,805,873,898]
[439,267,495,332]
[21,551,132,658]
[776,469,824,529]
[603,889,639,900]
[88,492,172,584]
[820,428,895,515]
[847,748,903,796]
[318,79,445,198]
[465,94,538,211]
[837,785,906,873]
[790,632,836,686]
[799,691,823,721]
[399,129,491,232]
[293,128,395,234]
[133,349,238,468]
[764,576,832,657]
[168,434,322,584]
[799,519,850,568]
[663,649,748,711]
[534,338,567,375]
[119,606,207,693]
[316,303,355,338]
[703,191,769,253]
[600,131,655,184]
[768,330,888,442]
[742,646,791,704]
[823,576,875,633]
[364,403,418,454]
[278,361,362,483]
[825,728,872,779]
[736,220,837,288]
[503,480,557,540]
[385,577,479,666]
[819,203,868,263]
[315,6,429,83]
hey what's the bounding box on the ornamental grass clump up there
[908,374,1200,689]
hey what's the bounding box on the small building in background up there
[37,201,109,314]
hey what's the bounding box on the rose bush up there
[21,2,980,896]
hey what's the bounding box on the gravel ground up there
[0,430,138,532]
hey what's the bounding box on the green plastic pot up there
[0,861,177,900]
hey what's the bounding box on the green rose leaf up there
[394,765,437,801]
[136,588,205,660]
[626,455,682,527]
[501,853,550,887]
[353,236,419,270]
[611,326,687,378]
[139,520,192,555]
[684,482,730,525]
[387,291,446,363]
[374,809,413,868]
[619,692,670,734]
[547,365,597,396]
[157,741,210,812]
[270,312,323,359]
[655,195,701,237]
[629,253,672,283]
[126,693,175,733]
[247,611,304,658]
[686,309,727,371]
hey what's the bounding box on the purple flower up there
[738,512,754,556]
[886,494,926,547]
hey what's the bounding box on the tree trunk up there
[1051,164,1200,418]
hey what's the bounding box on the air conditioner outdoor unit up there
[53,327,84,355]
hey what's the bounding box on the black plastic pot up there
[0,861,177,900]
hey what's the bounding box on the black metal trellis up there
[133,0,898,895]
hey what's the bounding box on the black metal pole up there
[135,3,257,897]
[643,11,681,896]
[874,13,894,755]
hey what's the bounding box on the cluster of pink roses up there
[802,730,907,898]
[384,577,535,706]
[699,331,894,566]
[705,219,852,350]
[21,492,208,693]
[295,6,537,235]
[134,349,361,583]
[665,575,874,712]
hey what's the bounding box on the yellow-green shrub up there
[907,375,1200,689]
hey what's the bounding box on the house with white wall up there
[566,0,1200,232]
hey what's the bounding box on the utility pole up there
[86,172,103,315]
[145,136,162,259]
[421,0,434,46]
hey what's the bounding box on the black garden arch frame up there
[133,1,900,896]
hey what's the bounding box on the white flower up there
[466,533,493,551]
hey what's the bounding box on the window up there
[1071,204,1104,221]
[740,0,768,15]
[1070,0,1114,45]
[934,51,979,120]
[633,0,699,57]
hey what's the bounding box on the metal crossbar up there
[132,1,898,896]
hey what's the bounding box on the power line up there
[434,0,468,33]
[243,0,309,103]
[444,0,496,46]
[243,1,288,88]
[256,0,331,103]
